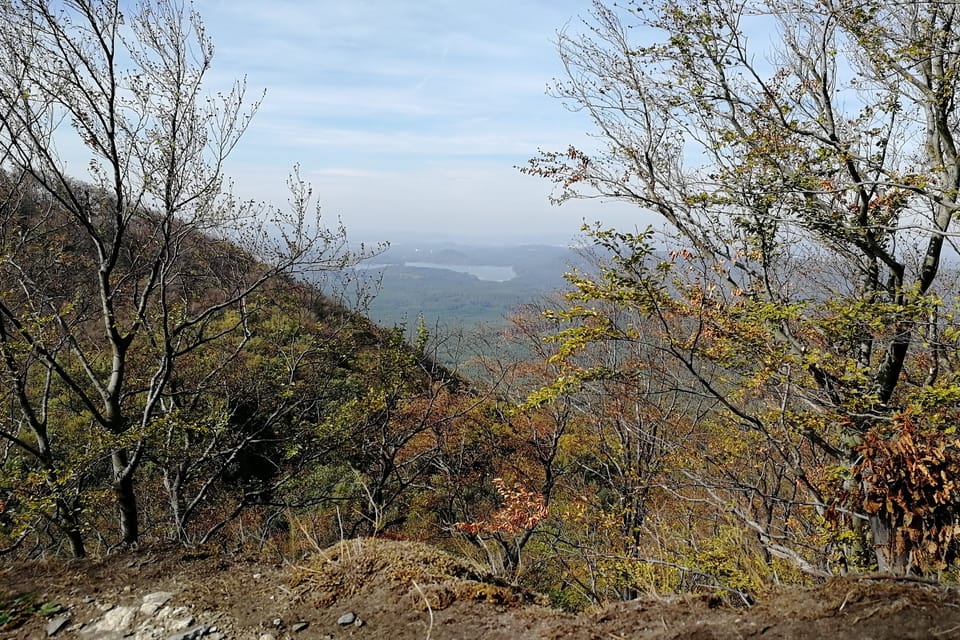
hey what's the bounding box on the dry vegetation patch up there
[292,537,543,611]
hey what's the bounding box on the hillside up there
[2,538,959,640]
[0,172,468,562]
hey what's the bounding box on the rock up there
[90,605,137,634]
[141,591,175,616]
[165,624,211,640]
[157,605,191,620]
[272,617,284,628]
[354,617,365,628]
[336,612,356,626]
[133,624,162,640]
[291,622,309,632]
[46,613,71,636]
[167,615,196,631]
[258,634,276,640]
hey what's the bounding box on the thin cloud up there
[192,0,605,241]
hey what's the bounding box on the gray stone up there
[141,591,174,616]
[291,622,309,632]
[91,605,137,634]
[336,612,356,626]
[46,613,71,636]
[157,605,191,620]
[258,634,276,640]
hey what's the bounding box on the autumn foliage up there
[855,415,960,573]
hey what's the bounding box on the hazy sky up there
[191,0,646,245]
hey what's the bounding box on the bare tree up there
[0,0,364,556]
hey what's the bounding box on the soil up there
[1,538,959,639]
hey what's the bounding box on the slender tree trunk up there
[163,467,187,543]
[112,448,139,544]
[62,520,87,558]
[55,497,86,558]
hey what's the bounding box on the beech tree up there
[528,0,960,574]
[0,0,362,556]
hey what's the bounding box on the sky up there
[188,0,646,245]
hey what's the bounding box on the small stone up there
[143,591,174,606]
[272,617,283,628]
[167,615,195,631]
[252,573,262,579]
[165,625,211,640]
[96,602,115,612]
[46,613,71,637]
[258,634,276,640]
[336,612,356,626]
[354,617,365,628]
[81,597,95,604]
[134,624,160,640]
[291,622,309,633]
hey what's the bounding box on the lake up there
[357,262,517,282]
[403,262,516,282]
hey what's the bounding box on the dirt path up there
[2,539,959,639]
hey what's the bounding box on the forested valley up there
[4,0,960,628]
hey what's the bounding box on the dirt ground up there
[2,538,960,639]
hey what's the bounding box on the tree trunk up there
[112,448,139,544]
[63,520,87,558]
[869,512,910,575]
[163,465,188,543]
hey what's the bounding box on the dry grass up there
[291,537,544,610]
